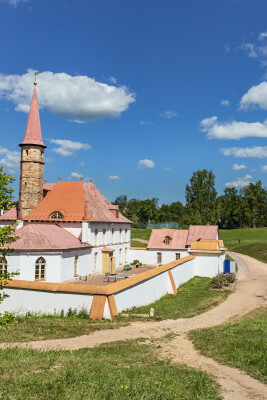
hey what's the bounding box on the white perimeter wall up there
[193,253,225,277]
[1,288,93,315]
[129,248,189,265]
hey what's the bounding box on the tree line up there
[115,169,267,229]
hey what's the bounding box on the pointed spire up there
[19,85,46,148]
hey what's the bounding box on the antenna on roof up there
[58,177,61,181]
[45,179,47,183]
[90,179,92,182]
[80,176,83,180]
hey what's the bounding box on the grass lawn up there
[189,306,267,384]
[220,228,267,263]
[0,316,129,343]
[131,228,152,240]
[123,277,232,320]
[0,340,222,400]
[0,277,231,343]
[131,240,147,248]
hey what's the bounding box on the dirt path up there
[2,252,267,399]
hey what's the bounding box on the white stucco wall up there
[193,252,225,277]
[61,249,92,281]
[1,288,93,315]
[114,258,195,313]
[129,248,189,265]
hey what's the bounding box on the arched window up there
[50,212,64,219]
[0,258,7,275]
[35,257,46,280]
[74,255,79,276]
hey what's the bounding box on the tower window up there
[50,212,64,219]
[26,150,29,156]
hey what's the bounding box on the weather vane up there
[34,71,39,86]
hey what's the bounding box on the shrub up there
[131,259,139,265]
[211,273,236,289]
[0,312,16,328]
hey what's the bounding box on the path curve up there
[2,252,267,399]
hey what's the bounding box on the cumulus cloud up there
[232,164,247,171]
[107,77,117,84]
[200,116,267,139]
[241,32,267,70]
[221,99,230,106]
[50,139,91,156]
[164,167,171,171]
[1,0,28,6]
[225,174,253,189]
[67,172,91,181]
[240,81,267,110]
[79,162,85,166]
[262,165,267,172]
[221,146,267,159]
[138,159,155,169]
[160,110,178,119]
[0,146,20,173]
[0,69,135,122]
[109,176,122,180]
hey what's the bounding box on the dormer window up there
[164,236,172,244]
[50,211,64,219]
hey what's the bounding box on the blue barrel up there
[224,259,230,273]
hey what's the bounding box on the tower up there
[19,77,46,219]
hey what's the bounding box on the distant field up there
[131,228,152,240]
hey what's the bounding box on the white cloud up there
[221,146,267,159]
[241,43,257,58]
[200,116,267,139]
[259,31,267,40]
[225,44,230,54]
[67,172,91,181]
[160,110,178,119]
[225,174,253,189]
[0,146,20,173]
[240,81,267,110]
[221,99,230,106]
[45,157,53,163]
[138,159,155,169]
[232,164,247,171]
[164,167,171,171]
[109,176,122,180]
[1,0,28,6]
[107,77,117,84]
[50,139,91,156]
[262,165,267,172]
[140,120,154,125]
[0,69,135,122]
[79,162,85,166]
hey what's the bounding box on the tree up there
[240,181,267,228]
[185,169,217,224]
[217,188,245,229]
[0,167,18,305]
[114,194,128,213]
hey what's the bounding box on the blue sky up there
[0,0,267,204]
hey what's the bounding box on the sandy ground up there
[2,252,267,399]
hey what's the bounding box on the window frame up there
[50,211,64,219]
[35,257,46,281]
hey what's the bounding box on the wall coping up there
[5,255,195,296]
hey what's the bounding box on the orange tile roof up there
[186,225,219,246]
[25,181,90,221]
[43,182,57,191]
[24,181,132,223]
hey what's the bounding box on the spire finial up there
[34,71,39,86]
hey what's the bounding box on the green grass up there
[0,340,222,399]
[131,228,152,240]
[0,277,231,343]
[0,316,129,343]
[123,277,232,320]
[220,228,267,262]
[131,240,147,248]
[189,306,267,384]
